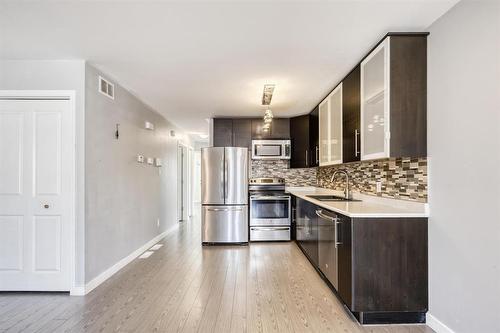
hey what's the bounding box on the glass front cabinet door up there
[360,37,390,160]
[319,83,343,166]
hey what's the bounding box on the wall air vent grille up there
[99,76,115,99]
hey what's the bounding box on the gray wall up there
[85,64,188,282]
[0,60,87,287]
[427,1,500,332]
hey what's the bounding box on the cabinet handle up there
[316,146,319,163]
[354,129,360,157]
[335,219,342,248]
[305,150,308,167]
[315,209,336,222]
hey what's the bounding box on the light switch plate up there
[154,158,162,167]
[146,157,154,165]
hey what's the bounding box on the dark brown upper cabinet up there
[290,115,309,168]
[360,34,427,159]
[213,118,233,147]
[290,106,319,168]
[251,118,290,140]
[269,118,290,139]
[213,117,290,148]
[251,118,269,139]
[309,107,319,167]
[342,65,361,163]
[232,119,252,149]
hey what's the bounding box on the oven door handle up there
[250,196,290,200]
[250,227,290,231]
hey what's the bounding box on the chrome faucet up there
[331,170,352,200]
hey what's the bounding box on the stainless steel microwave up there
[251,140,291,160]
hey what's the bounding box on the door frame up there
[177,142,187,221]
[0,90,77,294]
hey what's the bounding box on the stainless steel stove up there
[249,178,291,241]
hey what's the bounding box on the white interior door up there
[0,99,73,291]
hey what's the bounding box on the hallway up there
[0,211,434,333]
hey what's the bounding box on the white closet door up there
[0,99,73,291]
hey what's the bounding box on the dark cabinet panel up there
[251,119,270,139]
[309,106,319,167]
[350,217,428,313]
[337,214,352,308]
[269,118,290,139]
[290,115,309,168]
[213,118,233,147]
[290,107,319,169]
[342,66,361,163]
[296,198,318,267]
[389,36,427,157]
[317,209,338,289]
[232,119,252,149]
[251,118,290,140]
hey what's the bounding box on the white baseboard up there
[80,224,178,296]
[70,285,86,296]
[427,313,456,333]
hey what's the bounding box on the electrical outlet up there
[376,181,382,193]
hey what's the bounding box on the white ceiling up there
[0,0,458,135]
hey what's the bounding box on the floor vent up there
[99,75,115,99]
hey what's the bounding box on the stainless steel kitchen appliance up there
[249,177,291,241]
[251,139,291,160]
[201,147,248,244]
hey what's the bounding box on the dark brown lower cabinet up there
[346,217,428,324]
[293,196,428,325]
[317,209,338,289]
[295,198,318,267]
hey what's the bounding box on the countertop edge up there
[286,187,429,218]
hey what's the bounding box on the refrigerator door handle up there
[224,159,228,202]
[207,207,243,212]
[250,227,290,231]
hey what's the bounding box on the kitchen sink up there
[306,195,360,202]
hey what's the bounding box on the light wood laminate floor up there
[0,210,434,333]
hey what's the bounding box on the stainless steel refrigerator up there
[201,147,248,244]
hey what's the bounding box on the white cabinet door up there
[319,84,343,166]
[0,99,73,291]
[361,37,390,160]
[329,84,342,164]
[319,98,330,165]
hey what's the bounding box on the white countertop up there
[286,186,429,218]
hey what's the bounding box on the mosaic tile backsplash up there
[317,157,428,202]
[250,160,317,187]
